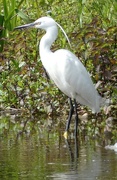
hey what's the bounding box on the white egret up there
[15,16,103,138]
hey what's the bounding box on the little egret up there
[15,16,103,138]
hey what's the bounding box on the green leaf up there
[2,0,8,18]
[15,9,31,23]
[17,0,26,8]
[0,15,4,27]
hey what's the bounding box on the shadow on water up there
[0,115,117,180]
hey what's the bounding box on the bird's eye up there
[35,22,41,25]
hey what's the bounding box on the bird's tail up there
[94,81,111,113]
[92,95,110,113]
[92,95,102,113]
[101,97,111,106]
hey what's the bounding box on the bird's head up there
[15,16,56,31]
[34,17,56,30]
[15,16,71,47]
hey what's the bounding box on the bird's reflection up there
[65,136,79,170]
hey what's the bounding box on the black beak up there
[14,22,36,30]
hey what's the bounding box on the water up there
[0,130,117,180]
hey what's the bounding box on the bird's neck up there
[39,25,58,59]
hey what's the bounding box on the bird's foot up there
[63,131,69,139]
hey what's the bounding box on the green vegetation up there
[0,0,117,139]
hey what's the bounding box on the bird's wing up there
[53,49,100,112]
[54,49,94,94]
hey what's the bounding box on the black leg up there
[74,99,78,137]
[43,66,50,80]
[65,98,74,132]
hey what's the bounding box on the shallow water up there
[0,130,117,180]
